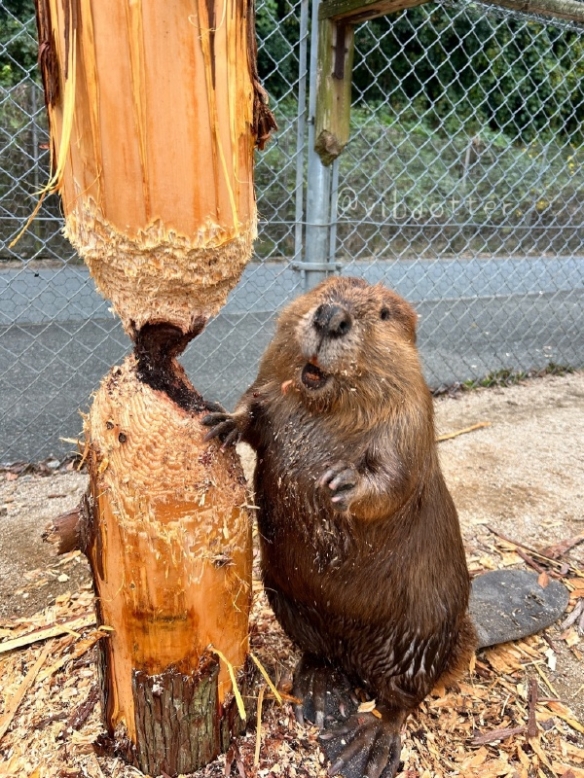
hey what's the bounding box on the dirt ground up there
[1,369,583,777]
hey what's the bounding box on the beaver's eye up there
[380,307,391,321]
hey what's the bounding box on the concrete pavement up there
[1,256,583,461]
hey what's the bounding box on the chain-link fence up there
[1,0,583,463]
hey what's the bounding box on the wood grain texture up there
[314,19,354,165]
[38,0,258,331]
[85,356,253,757]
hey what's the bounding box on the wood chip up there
[254,684,266,767]
[0,642,52,741]
[37,631,102,684]
[546,701,584,735]
[0,614,96,654]
[537,571,550,588]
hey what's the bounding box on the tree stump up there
[83,341,253,775]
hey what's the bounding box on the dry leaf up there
[563,629,581,647]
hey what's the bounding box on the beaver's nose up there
[313,304,352,337]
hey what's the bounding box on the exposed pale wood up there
[85,355,253,771]
[314,19,354,165]
[33,2,261,772]
[37,0,260,333]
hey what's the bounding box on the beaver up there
[204,276,477,778]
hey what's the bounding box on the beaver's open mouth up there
[301,361,329,390]
[300,362,329,389]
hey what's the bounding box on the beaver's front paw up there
[320,712,402,778]
[319,463,359,512]
[201,411,242,446]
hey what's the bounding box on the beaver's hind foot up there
[320,710,402,778]
[293,654,356,729]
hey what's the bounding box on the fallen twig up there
[540,534,584,560]
[471,725,526,745]
[541,631,558,653]
[437,421,491,442]
[515,548,549,576]
[527,678,538,739]
[486,525,579,575]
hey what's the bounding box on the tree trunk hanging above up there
[35,0,276,334]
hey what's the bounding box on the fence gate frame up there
[295,0,584,290]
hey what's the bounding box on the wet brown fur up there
[209,277,476,766]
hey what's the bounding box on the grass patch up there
[432,362,576,397]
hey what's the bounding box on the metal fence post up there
[293,0,310,269]
[296,0,339,290]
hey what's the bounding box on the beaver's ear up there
[397,299,418,344]
[379,289,418,344]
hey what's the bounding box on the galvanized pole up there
[329,158,340,265]
[296,0,338,290]
[293,0,310,269]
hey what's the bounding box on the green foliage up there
[256,0,301,99]
[2,0,583,146]
[254,0,584,145]
[460,362,574,390]
[351,4,584,144]
[0,0,37,88]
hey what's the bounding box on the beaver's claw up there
[293,654,356,729]
[201,411,242,446]
[202,400,226,414]
[319,462,359,511]
[320,712,402,778]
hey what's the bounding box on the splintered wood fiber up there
[43,0,256,331]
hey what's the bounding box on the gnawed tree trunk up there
[35,0,273,333]
[85,346,253,774]
[33,0,274,774]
